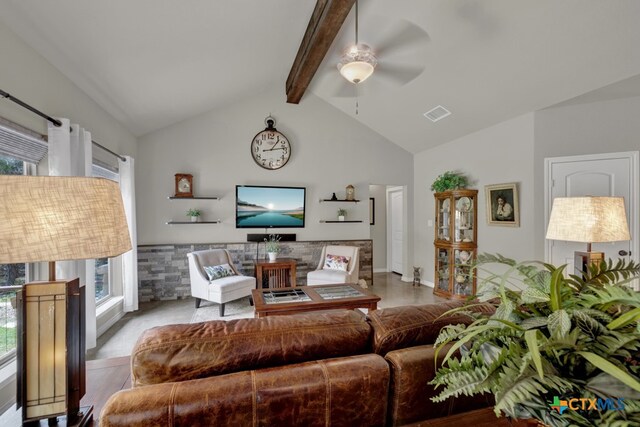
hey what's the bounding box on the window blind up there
[0,117,47,164]
[92,162,119,181]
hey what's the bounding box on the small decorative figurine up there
[345,184,355,201]
[331,192,338,201]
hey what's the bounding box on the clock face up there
[178,178,190,192]
[174,173,193,197]
[251,130,291,170]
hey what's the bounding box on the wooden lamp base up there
[574,251,605,275]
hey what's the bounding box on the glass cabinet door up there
[437,198,451,241]
[453,249,474,296]
[454,195,474,243]
[436,247,450,293]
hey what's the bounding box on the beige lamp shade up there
[0,175,132,264]
[546,196,630,243]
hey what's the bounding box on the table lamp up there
[0,176,131,426]
[546,196,630,274]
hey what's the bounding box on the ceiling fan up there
[331,0,429,99]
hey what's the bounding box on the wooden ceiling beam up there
[286,0,355,104]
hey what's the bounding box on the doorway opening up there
[369,184,408,279]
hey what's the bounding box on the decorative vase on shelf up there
[191,216,198,222]
[338,215,345,222]
[268,252,277,262]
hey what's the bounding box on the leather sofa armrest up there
[102,354,389,427]
[385,344,493,426]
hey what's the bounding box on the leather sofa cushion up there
[131,309,371,386]
[368,301,495,355]
[385,344,493,426]
[102,354,389,427]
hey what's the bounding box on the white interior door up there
[389,188,404,274]
[545,152,638,274]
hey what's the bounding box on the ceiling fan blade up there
[375,63,424,85]
[374,20,429,57]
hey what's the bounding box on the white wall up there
[534,96,640,257]
[414,114,536,284]
[137,87,414,248]
[0,23,137,162]
[369,185,388,271]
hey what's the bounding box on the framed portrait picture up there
[369,197,375,225]
[485,183,519,227]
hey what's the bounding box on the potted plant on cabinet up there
[430,171,469,192]
[264,234,281,261]
[337,208,347,222]
[431,254,640,426]
[186,208,201,222]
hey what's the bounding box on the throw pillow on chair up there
[204,264,236,281]
[324,254,350,271]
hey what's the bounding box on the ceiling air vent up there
[423,105,451,122]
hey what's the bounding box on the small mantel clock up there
[174,173,193,198]
[251,116,291,170]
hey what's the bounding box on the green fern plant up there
[430,171,469,192]
[431,254,640,426]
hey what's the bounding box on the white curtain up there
[119,156,138,312]
[48,119,97,349]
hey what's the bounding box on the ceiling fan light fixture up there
[337,43,377,84]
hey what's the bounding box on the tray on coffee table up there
[252,283,380,317]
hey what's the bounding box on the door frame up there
[386,186,408,279]
[544,151,639,264]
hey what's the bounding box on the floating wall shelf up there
[319,220,363,223]
[319,199,360,203]
[166,220,221,225]
[168,196,220,200]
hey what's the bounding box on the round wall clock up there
[251,116,291,170]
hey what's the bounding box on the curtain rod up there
[1,88,127,162]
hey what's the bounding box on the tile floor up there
[87,272,445,360]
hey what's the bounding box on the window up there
[92,163,121,304]
[0,154,26,365]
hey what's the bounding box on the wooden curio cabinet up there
[433,189,478,299]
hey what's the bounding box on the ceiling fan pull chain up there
[355,84,359,115]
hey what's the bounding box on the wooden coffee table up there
[252,283,380,318]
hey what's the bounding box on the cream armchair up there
[306,245,360,285]
[188,249,255,316]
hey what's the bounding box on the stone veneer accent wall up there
[137,240,373,302]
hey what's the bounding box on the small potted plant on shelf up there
[186,208,201,222]
[264,234,281,261]
[337,208,347,222]
[430,253,640,427]
[430,171,469,193]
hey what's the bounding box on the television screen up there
[236,185,306,228]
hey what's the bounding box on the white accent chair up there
[306,245,360,285]
[188,249,255,317]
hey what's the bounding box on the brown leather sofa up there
[101,301,494,426]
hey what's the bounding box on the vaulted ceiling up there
[2,0,640,154]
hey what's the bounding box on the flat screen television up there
[236,185,306,228]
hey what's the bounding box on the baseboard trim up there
[421,280,435,288]
[401,275,412,282]
[373,268,388,273]
[97,300,125,338]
